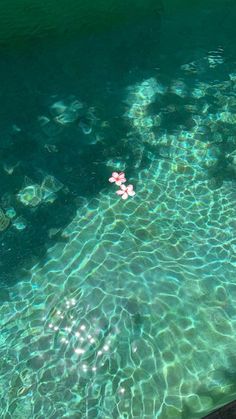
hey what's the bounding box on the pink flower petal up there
[120,184,127,191]
[109,177,116,183]
[127,184,133,191]
[112,172,119,178]
[121,192,128,200]
[116,189,124,195]
[119,172,125,179]
[116,178,126,185]
[128,190,135,196]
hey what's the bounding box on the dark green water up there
[0,0,163,284]
[0,1,236,418]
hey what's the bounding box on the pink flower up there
[109,172,126,186]
[116,184,135,200]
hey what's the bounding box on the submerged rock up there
[41,175,63,203]
[41,175,63,193]
[17,184,42,207]
[17,175,63,208]
[78,117,92,135]
[0,208,10,231]
[219,112,236,124]
[12,216,27,231]
[5,207,16,219]
[51,98,83,125]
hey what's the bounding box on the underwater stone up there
[0,208,10,231]
[229,72,236,81]
[138,77,160,102]
[5,207,16,219]
[50,100,67,116]
[17,184,42,207]
[41,189,57,204]
[38,115,50,126]
[12,216,27,230]
[17,176,62,208]
[78,118,92,134]
[219,112,236,124]
[41,175,63,194]
[170,79,187,98]
[191,87,206,99]
[203,146,220,168]
[51,98,83,125]
[54,112,77,125]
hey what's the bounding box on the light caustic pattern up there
[1,64,236,418]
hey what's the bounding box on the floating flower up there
[109,172,126,186]
[116,184,135,200]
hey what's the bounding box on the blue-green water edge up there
[0,1,236,418]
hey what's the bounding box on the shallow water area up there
[1,1,236,418]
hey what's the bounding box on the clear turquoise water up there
[1,1,236,418]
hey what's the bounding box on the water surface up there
[0,1,236,418]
